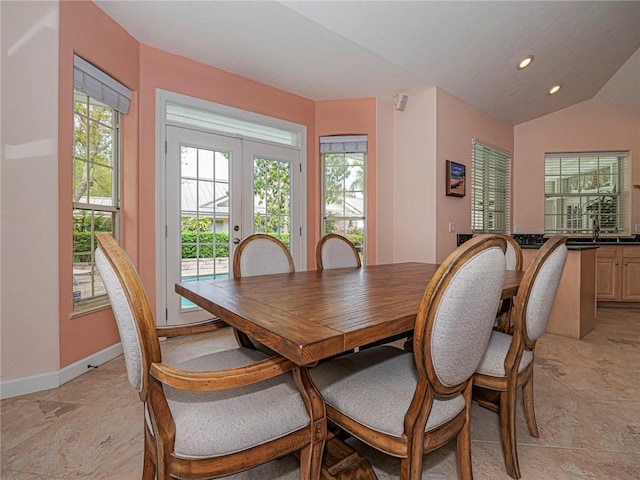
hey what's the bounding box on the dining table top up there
[176,261,523,366]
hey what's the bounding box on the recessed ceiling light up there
[517,55,534,70]
[548,84,562,95]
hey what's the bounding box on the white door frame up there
[155,89,307,326]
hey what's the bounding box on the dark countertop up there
[520,244,600,250]
[457,233,640,249]
[566,239,640,247]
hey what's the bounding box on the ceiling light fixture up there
[548,84,562,95]
[517,55,534,70]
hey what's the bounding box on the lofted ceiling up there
[93,1,640,125]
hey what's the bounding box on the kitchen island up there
[521,245,597,339]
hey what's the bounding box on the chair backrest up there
[516,235,568,347]
[504,235,523,271]
[233,233,294,278]
[316,234,361,270]
[94,233,161,400]
[413,234,507,392]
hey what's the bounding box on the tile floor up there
[2,307,639,479]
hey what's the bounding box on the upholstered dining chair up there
[315,234,361,270]
[94,233,325,480]
[233,233,294,277]
[495,235,524,333]
[309,234,507,480]
[473,235,568,479]
[232,233,295,350]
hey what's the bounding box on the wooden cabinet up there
[621,247,640,301]
[597,247,620,300]
[596,246,640,302]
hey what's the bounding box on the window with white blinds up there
[544,152,630,236]
[471,139,511,234]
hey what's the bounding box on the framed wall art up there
[446,160,466,197]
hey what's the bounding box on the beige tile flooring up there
[2,307,639,479]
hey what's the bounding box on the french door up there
[164,126,302,325]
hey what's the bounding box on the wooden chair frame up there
[315,233,362,270]
[473,235,567,479]
[323,234,507,480]
[95,233,326,480]
[495,235,524,333]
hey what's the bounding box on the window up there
[471,139,511,233]
[544,152,630,236]
[320,135,366,263]
[72,55,131,308]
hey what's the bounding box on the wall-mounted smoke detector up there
[393,94,408,111]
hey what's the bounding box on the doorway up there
[157,92,305,325]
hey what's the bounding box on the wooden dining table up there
[176,261,522,366]
[176,261,523,480]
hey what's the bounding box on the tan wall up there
[389,87,438,263]
[1,1,61,381]
[514,98,640,235]
[435,89,514,261]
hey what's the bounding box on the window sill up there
[70,296,111,319]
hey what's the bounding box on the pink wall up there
[514,98,640,234]
[58,0,139,367]
[137,45,317,299]
[435,89,513,260]
[315,99,378,264]
[58,2,370,370]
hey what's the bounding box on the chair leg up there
[298,439,324,480]
[142,426,156,480]
[400,444,424,480]
[456,411,473,480]
[522,372,539,438]
[142,443,156,480]
[499,389,521,479]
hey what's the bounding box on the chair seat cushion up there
[309,346,465,437]
[475,331,533,377]
[163,348,310,459]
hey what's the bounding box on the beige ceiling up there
[94,0,640,125]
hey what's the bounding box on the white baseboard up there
[0,342,123,400]
[0,371,59,400]
[58,342,123,385]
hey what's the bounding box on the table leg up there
[320,430,377,480]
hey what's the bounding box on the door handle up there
[233,237,241,245]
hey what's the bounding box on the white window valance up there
[73,55,132,114]
[320,135,367,154]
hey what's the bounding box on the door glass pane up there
[180,145,231,309]
[253,156,292,249]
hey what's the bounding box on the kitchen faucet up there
[592,216,600,243]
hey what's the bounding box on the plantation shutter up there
[471,139,511,234]
[73,55,132,114]
[544,151,630,235]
